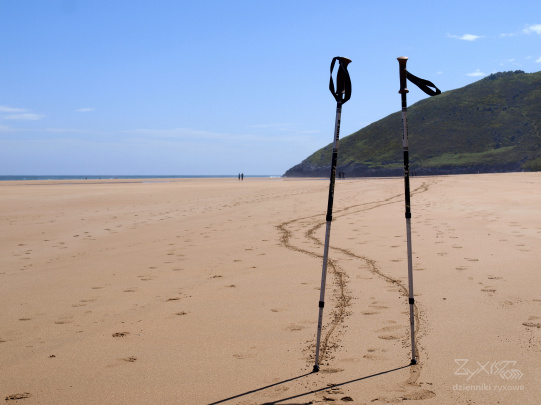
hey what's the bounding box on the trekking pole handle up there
[329,57,352,103]
[398,56,409,94]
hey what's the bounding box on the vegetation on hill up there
[284,70,541,177]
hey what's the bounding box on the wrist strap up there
[407,71,441,96]
[329,57,352,103]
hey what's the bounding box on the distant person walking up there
[241,173,244,181]
[238,173,241,181]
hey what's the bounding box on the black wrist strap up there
[406,71,441,96]
[329,57,352,103]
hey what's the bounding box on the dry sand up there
[1,174,540,404]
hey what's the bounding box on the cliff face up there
[284,70,541,177]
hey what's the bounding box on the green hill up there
[284,70,541,177]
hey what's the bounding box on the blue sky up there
[1,1,540,175]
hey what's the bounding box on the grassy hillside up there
[284,70,541,177]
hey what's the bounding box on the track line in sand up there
[276,179,435,384]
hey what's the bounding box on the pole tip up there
[312,365,320,373]
[410,359,417,365]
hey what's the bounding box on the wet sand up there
[1,174,540,404]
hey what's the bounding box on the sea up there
[0,175,281,181]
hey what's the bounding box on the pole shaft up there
[401,92,417,365]
[398,56,416,365]
[314,101,342,372]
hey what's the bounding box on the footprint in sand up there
[370,305,388,309]
[522,316,541,328]
[320,368,343,374]
[54,318,73,325]
[363,347,389,360]
[401,390,436,400]
[233,353,255,360]
[5,393,32,401]
[378,325,401,332]
[481,287,497,293]
[286,324,305,332]
[112,332,129,338]
[378,334,399,340]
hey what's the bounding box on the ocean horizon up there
[0,175,282,181]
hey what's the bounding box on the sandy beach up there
[1,174,540,404]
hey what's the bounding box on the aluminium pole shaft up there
[314,100,342,373]
[398,56,417,365]
[313,56,351,373]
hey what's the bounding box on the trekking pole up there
[397,56,440,365]
[313,56,352,373]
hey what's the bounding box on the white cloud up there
[499,32,518,37]
[76,107,95,112]
[466,69,487,77]
[0,105,26,113]
[447,33,482,41]
[523,24,541,35]
[0,105,45,121]
[3,113,45,121]
[536,56,541,63]
[499,58,522,67]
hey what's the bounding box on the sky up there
[1,1,540,175]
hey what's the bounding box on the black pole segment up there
[325,102,342,222]
[403,149,411,219]
[313,56,351,373]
